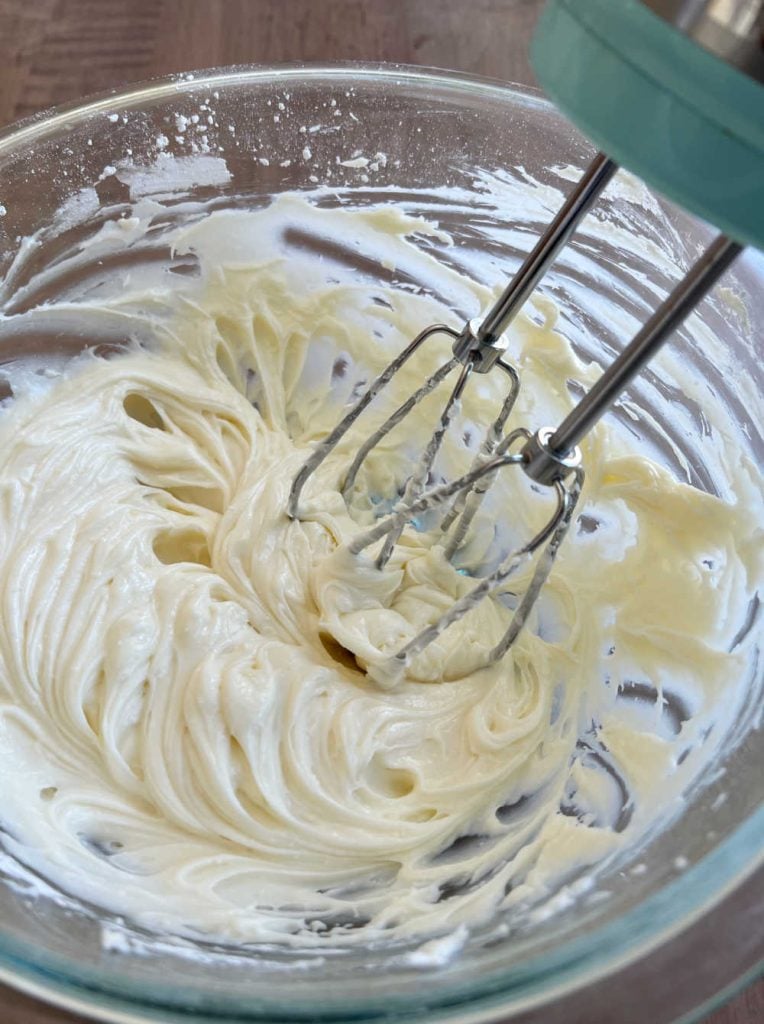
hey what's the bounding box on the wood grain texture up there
[0,1,760,1022]
[0,0,540,126]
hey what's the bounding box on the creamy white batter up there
[0,194,758,948]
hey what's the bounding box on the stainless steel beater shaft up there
[450,151,619,367]
[288,152,618,520]
[520,233,743,486]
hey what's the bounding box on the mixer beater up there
[289,181,740,675]
[289,0,761,676]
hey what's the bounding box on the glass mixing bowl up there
[0,64,761,1024]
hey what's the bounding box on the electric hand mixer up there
[290,0,764,678]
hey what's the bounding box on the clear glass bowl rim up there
[0,60,761,1024]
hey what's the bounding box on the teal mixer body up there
[531,0,764,250]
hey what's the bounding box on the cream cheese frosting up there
[0,194,758,948]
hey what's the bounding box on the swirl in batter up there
[0,195,758,947]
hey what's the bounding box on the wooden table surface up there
[0,1,761,1021]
